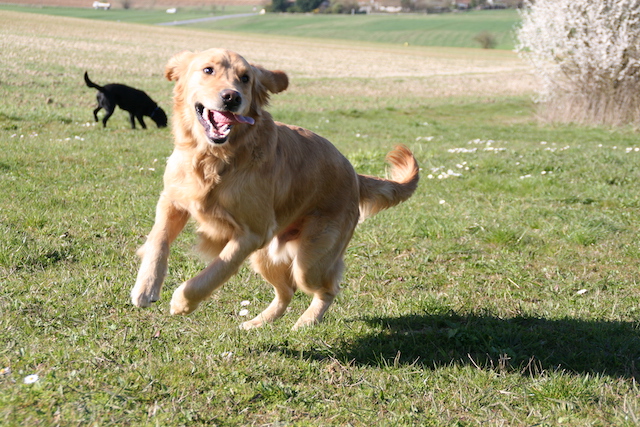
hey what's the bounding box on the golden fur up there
[130,48,419,329]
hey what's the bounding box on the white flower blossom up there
[23,374,39,384]
[516,0,640,124]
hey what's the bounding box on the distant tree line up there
[268,0,523,14]
[269,0,356,13]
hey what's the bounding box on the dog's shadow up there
[277,312,640,379]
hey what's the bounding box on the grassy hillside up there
[0,4,520,49]
[189,9,520,49]
[1,10,639,427]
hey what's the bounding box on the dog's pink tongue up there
[212,111,255,125]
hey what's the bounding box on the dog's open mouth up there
[195,103,255,144]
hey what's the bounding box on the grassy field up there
[2,9,640,426]
[0,4,520,49]
[187,9,519,49]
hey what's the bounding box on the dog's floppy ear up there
[250,64,289,109]
[255,66,289,94]
[165,51,195,82]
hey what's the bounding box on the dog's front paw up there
[169,283,200,315]
[239,318,264,330]
[130,284,159,308]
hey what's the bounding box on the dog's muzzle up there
[195,103,255,144]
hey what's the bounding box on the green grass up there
[2,10,640,426]
[0,4,521,49]
[189,9,519,49]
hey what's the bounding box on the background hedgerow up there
[516,0,640,126]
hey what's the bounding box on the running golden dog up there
[130,48,419,329]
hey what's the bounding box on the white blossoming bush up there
[516,0,640,125]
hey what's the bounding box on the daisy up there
[23,374,39,384]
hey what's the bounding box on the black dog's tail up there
[84,71,104,92]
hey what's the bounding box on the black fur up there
[84,72,168,129]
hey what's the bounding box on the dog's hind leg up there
[131,194,189,307]
[291,256,343,330]
[241,248,295,329]
[101,109,114,128]
[97,93,115,128]
[289,219,354,330]
[93,106,101,123]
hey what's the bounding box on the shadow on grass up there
[346,314,640,379]
[277,313,640,379]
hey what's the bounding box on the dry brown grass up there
[1,10,535,100]
[538,88,640,127]
[6,0,262,8]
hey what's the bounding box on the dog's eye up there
[241,74,250,83]
[203,67,214,75]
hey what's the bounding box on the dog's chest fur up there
[164,146,275,237]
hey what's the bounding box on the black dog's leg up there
[129,113,137,129]
[102,107,114,128]
[98,93,115,128]
[93,106,102,123]
[135,114,147,129]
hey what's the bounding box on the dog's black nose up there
[220,89,242,111]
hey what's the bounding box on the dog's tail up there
[84,71,104,92]
[358,145,419,222]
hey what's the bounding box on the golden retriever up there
[130,48,419,329]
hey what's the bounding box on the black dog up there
[84,72,168,129]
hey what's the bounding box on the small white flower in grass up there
[23,374,39,384]
[240,300,250,307]
[439,199,446,205]
[576,289,588,295]
[239,309,249,317]
[220,351,233,360]
[0,367,10,376]
[520,174,532,179]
